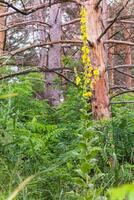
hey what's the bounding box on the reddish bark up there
[0,6,6,54]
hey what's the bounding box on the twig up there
[97,0,130,41]
[115,69,134,79]
[95,0,102,9]
[62,18,80,26]
[111,101,134,104]
[0,0,75,18]
[0,20,50,32]
[0,67,75,85]
[107,64,134,70]
[110,85,128,90]
[5,40,82,56]
[0,0,28,15]
[111,89,134,99]
[20,0,26,10]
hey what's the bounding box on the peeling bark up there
[85,0,110,119]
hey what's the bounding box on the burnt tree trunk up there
[85,0,110,119]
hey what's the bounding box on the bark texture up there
[108,28,114,86]
[124,26,132,88]
[45,3,63,106]
[0,6,6,54]
[85,0,110,119]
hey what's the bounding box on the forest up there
[0,0,134,199]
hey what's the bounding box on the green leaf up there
[72,177,86,187]
[108,182,134,200]
[80,162,91,174]
[0,93,18,99]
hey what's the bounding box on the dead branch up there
[115,69,134,79]
[95,0,102,9]
[0,0,78,18]
[111,101,134,104]
[62,18,80,26]
[107,64,134,70]
[5,40,82,56]
[110,85,128,90]
[0,67,75,85]
[97,0,130,41]
[0,20,50,32]
[111,89,134,99]
[104,40,134,46]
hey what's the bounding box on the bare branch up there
[115,69,134,79]
[107,15,134,23]
[110,85,128,90]
[4,40,82,56]
[62,18,80,26]
[0,0,28,15]
[97,0,130,41]
[0,67,75,85]
[116,20,134,25]
[111,101,134,104]
[95,0,102,10]
[111,90,134,99]
[0,0,79,18]
[0,20,50,32]
[107,65,134,70]
[104,40,134,46]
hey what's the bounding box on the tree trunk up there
[85,0,110,119]
[124,26,132,88]
[0,6,6,54]
[45,3,63,106]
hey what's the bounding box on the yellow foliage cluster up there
[76,7,99,98]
